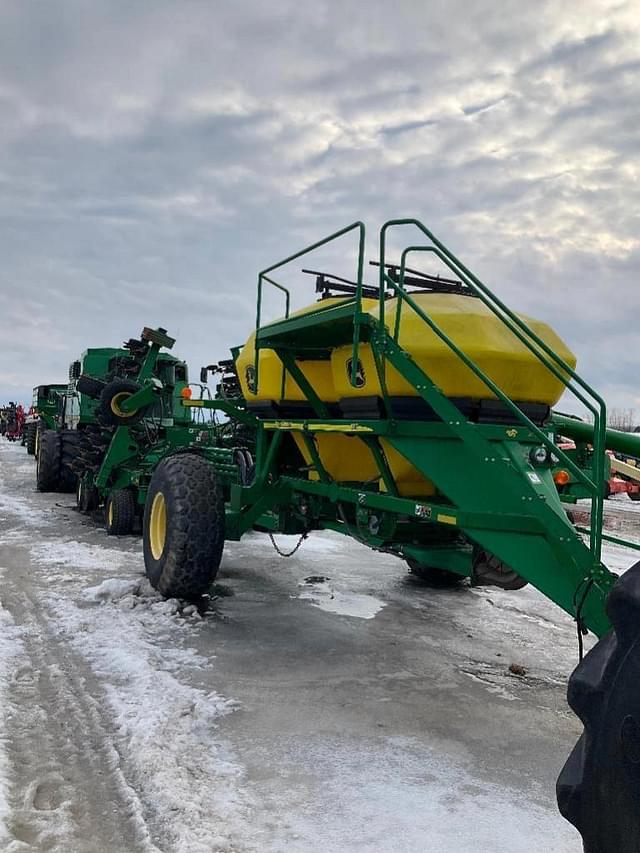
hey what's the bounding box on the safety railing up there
[255,222,366,394]
[252,217,607,565]
[378,219,607,564]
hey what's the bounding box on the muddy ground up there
[1,438,637,852]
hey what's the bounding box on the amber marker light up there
[553,470,570,486]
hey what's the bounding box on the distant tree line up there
[607,408,636,432]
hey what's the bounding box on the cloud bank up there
[0,0,638,411]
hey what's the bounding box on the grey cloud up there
[0,0,638,416]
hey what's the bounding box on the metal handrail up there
[255,221,366,391]
[251,216,607,565]
[378,218,607,563]
[382,274,597,497]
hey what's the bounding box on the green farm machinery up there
[24,384,67,455]
[36,327,253,534]
[138,219,640,850]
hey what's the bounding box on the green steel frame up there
[75,329,243,511]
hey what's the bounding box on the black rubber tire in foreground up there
[406,557,465,588]
[98,379,147,427]
[25,422,38,455]
[557,560,640,852]
[36,431,63,492]
[143,454,224,600]
[105,489,136,535]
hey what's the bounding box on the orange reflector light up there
[181,387,193,399]
[553,470,570,486]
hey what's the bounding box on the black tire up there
[557,561,640,852]
[76,478,99,514]
[105,489,136,535]
[76,374,107,399]
[98,379,147,427]
[59,430,80,493]
[36,431,62,492]
[629,491,640,502]
[406,557,465,588]
[25,422,37,455]
[143,454,225,599]
[472,548,528,590]
[34,421,44,458]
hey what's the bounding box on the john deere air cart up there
[143,220,640,851]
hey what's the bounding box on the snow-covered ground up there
[2,438,637,851]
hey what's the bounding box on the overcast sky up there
[0,0,638,414]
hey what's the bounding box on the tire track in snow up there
[0,569,158,853]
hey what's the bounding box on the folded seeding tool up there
[34,327,253,534]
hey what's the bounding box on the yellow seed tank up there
[236,293,576,497]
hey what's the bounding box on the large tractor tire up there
[105,489,136,535]
[59,430,80,493]
[36,431,63,492]
[34,421,45,458]
[406,557,465,588]
[557,561,640,852]
[25,422,38,456]
[98,379,148,427]
[36,430,79,493]
[143,454,225,600]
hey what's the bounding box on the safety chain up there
[269,531,308,557]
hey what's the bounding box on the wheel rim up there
[110,392,135,418]
[149,491,167,560]
[107,501,114,527]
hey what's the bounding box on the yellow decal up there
[183,400,204,407]
[263,420,374,433]
[505,428,518,438]
[437,513,457,525]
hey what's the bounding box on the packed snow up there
[0,569,27,850]
[4,439,640,850]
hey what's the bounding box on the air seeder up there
[142,219,640,850]
[36,327,252,534]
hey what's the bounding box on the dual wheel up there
[76,478,136,536]
[36,430,79,493]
